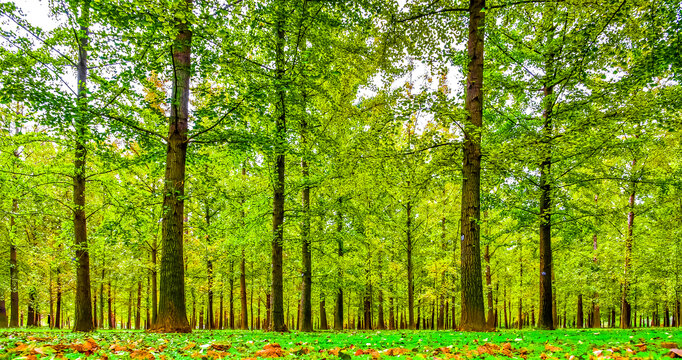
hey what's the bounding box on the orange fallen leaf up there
[255,343,284,358]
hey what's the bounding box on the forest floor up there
[0,328,680,359]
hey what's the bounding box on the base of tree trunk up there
[149,316,191,333]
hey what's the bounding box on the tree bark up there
[151,227,158,324]
[620,168,635,329]
[300,119,313,332]
[518,245,523,329]
[459,0,487,332]
[135,281,142,330]
[592,195,601,327]
[320,292,328,330]
[537,80,555,330]
[240,249,248,329]
[334,207,344,330]
[269,0,287,333]
[577,294,584,328]
[206,205,214,330]
[406,200,415,329]
[151,0,192,333]
[229,266,235,329]
[27,288,36,326]
[72,0,94,333]
[484,243,494,329]
[9,198,18,328]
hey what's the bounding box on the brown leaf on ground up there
[662,343,680,349]
[476,343,501,355]
[355,348,380,358]
[109,343,129,352]
[255,343,284,358]
[184,342,198,350]
[210,343,232,351]
[130,349,155,360]
[545,344,562,352]
[292,347,311,355]
[72,338,99,354]
[327,347,341,355]
[386,347,411,356]
[27,336,50,342]
[9,342,28,352]
[207,350,229,359]
[501,343,513,357]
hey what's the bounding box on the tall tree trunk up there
[406,200,415,329]
[502,287,509,329]
[230,266,235,329]
[108,281,113,329]
[151,229,158,324]
[300,123,313,331]
[206,205,214,330]
[135,281,142,330]
[92,287,97,328]
[377,266,385,330]
[334,207,344,330]
[240,249,248,329]
[9,198,18,328]
[55,271,62,329]
[320,292,328,330]
[459,0,486,332]
[518,245,523,329]
[621,165,636,329]
[484,242,494,329]
[269,0,288,333]
[151,0,192,333]
[26,288,36,326]
[577,294,583,328]
[537,53,555,329]
[99,269,104,328]
[72,0,93,332]
[127,288,132,329]
[592,195,601,327]
[363,287,372,330]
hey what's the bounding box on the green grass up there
[0,328,681,359]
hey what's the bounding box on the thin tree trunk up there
[127,288,132,329]
[135,281,142,330]
[537,50,555,329]
[9,198,18,328]
[407,200,415,329]
[334,206,344,330]
[240,249,248,329]
[300,124,313,331]
[99,269,104,328]
[518,245,523,329]
[592,195,601,327]
[108,282,113,329]
[484,242,494,329]
[230,266,235,329]
[577,294,583,328]
[151,230,158,324]
[269,0,287,333]
[206,205,214,330]
[621,164,636,329]
[72,0,93,332]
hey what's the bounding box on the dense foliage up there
[0,0,680,339]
